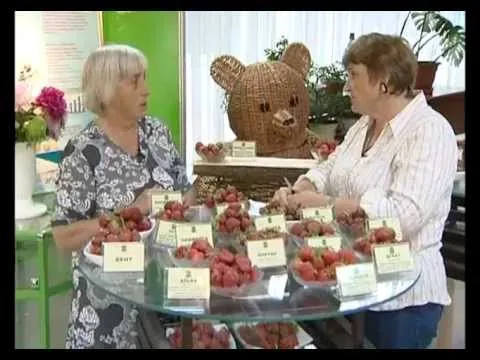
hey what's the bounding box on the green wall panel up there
[102,11,183,150]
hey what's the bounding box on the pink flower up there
[15,82,33,111]
[35,87,67,140]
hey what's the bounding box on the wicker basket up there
[210,43,314,158]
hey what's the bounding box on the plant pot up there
[15,142,47,220]
[415,61,440,97]
[325,81,345,95]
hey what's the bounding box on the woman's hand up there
[183,188,197,207]
[131,187,163,215]
[272,187,292,208]
[333,198,361,218]
[287,191,332,209]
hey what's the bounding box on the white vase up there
[15,142,47,220]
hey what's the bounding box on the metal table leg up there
[181,318,193,349]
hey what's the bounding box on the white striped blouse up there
[298,92,457,311]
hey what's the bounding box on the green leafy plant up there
[400,11,465,66]
[264,36,289,61]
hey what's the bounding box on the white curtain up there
[184,11,465,179]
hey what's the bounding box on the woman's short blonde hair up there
[82,44,148,115]
[342,33,417,98]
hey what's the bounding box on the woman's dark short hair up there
[342,33,418,97]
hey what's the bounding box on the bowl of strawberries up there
[210,247,263,298]
[289,246,359,288]
[203,185,249,213]
[196,141,226,162]
[168,238,214,267]
[353,225,399,258]
[336,208,368,238]
[84,209,145,266]
[288,219,337,247]
[214,203,254,246]
[311,139,337,161]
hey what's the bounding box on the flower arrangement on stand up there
[15,65,67,220]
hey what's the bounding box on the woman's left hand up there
[287,191,331,209]
[333,198,361,218]
[183,188,197,207]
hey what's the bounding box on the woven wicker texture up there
[210,43,313,158]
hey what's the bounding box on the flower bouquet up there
[15,65,67,219]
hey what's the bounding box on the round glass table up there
[77,201,421,348]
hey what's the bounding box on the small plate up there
[231,321,313,349]
[166,322,237,349]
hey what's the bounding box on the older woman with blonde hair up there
[273,33,457,348]
[52,44,195,349]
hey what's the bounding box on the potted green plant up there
[317,62,347,95]
[400,11,465,96]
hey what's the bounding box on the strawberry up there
[195,142,204,151]
[171,210,184,221]
[241,217,252,231]
[298,246,315,262]
[225,193,237,203]
[188,249,205,263]
[218,248,235,264]
[191,238,210,253]
[225,217,241,232]
[320,223,335,235]
[290,223,303,237]
[312,257,325,271]
[297,262,316,281]
[374,227,396,243]
[305,220,322,236]
[316,268,330,282]
[235,254,252,272]
[222,268,240,287]
[339,249,356,264]
[321,249,339,266]
[205,196,215,209]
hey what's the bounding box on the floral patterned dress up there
[51,116,191,349]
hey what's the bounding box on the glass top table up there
[78,243,420,322]
[77,200,421,348]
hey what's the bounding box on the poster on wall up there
[15,11,103,154]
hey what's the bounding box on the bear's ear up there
[210,55,246,92]
[281,43,312,80]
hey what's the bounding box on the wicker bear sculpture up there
[210,43,313,158]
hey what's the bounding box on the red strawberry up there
[321,249,339,266]
[222,268,240,287]
[316,268,330,282]
[191,238,210,253]
[298,247,315,263]
[312,257,325,271]
[218,248,235,264]
[290,223,303,237]
[339,248,356,264]
[195,142,203,151]
[225,193,237,203]
[235,254,252,272]
[225,217,241,232]
[240,217,252,231]
[171,210,184,221]
[188,249,205,263]
[297,262,316,281]
[205,196,215,209]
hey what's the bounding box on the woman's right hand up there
[272,187,292,208]
[131,187,162,215]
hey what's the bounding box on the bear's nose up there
[273,109,296,127]
[272,109,297,137]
